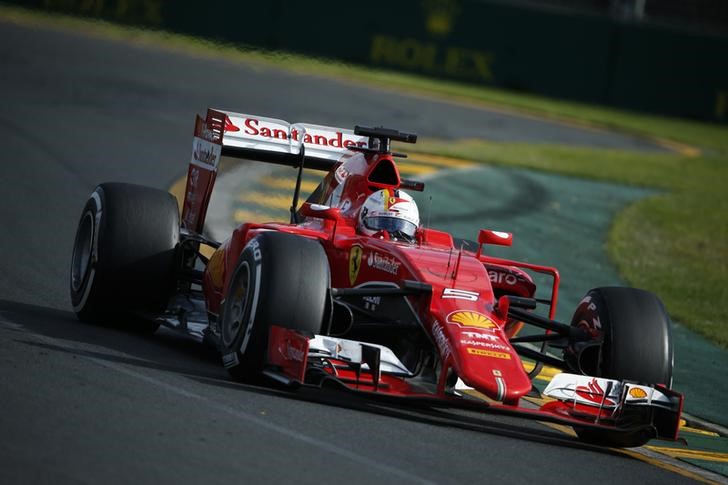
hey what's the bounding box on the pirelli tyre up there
[70,183,180,332]
[566,287,674,447]
[567,286,673,385]
[219,232,330,382]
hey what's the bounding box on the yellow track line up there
[466,387,721,483]
[681,426,721,437]
[233,208,285,224]
[538,414,721,483]
[652,139,703,157]
[645,446,728,463]
[395,162,437,176]
[488,368,726,481]
[618,449,721,484]
[523,395,554,406]
[260,176,319,193]
[521,361,562,379]
[239,192,300,210]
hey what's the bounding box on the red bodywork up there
[183,109,681,444]
[201,146,558,405]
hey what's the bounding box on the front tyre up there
[70,183,180,331]
[219,232,330,382]
[567,287,673,386]
[567,287,674,447]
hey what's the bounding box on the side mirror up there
[299,202,342,222]
[476,229,512,258]
[478,229,513,247]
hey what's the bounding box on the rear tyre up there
[219,232,330,382]
[567,287,673,447]
[70,183,180,332]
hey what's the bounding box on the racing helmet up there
[358,189,420,241]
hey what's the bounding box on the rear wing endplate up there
[181,110,224,233]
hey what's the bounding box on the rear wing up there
[181,108,418,234]
[222,110,370,171]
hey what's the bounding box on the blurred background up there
[8,0,728,122]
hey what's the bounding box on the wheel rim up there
[222,262,250,348]
[71,211,94,293]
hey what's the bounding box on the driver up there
[358,189,420,242]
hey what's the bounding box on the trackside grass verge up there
[406,141,728,348]
[3,4,726,346]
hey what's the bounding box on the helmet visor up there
[364,216,417,238]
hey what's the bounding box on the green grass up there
[611,184,728,348]
[2,4,726,346]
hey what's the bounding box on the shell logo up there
[447,311,496,329]
[629,387,648,399]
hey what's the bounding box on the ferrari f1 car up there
[70,109,682,447]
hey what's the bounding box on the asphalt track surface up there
[0,20,702,484]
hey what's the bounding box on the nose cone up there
[449,324,532,403]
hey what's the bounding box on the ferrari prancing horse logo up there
[349,245,363,285]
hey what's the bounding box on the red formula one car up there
[70,109,682,447]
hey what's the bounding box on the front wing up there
[265,326,683,446]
